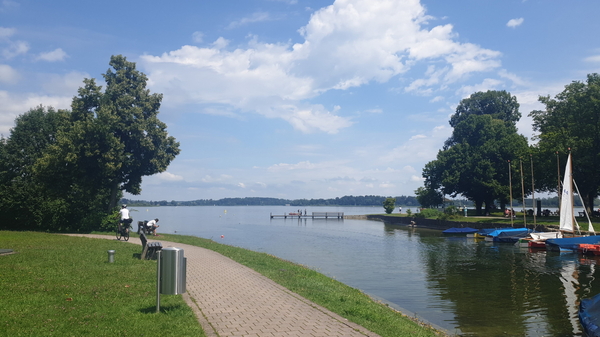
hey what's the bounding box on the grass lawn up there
[0,231,205,337]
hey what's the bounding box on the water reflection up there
[398,221,599,336]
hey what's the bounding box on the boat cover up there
[529,232,562,241]
[546,235,600,252]
[486,228,530,238]
[442,227,478,234]
[580,293,600,337]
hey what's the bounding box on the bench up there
[139,232,162,260]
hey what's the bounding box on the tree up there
[414,186,443,208]
[37,55,181,211]
[446,90,520,148]
[383,197,396,214]
[0,106,76,231]
[530,73,600,212]
[422,91,529,215]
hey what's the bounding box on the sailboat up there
[545,153,599,252]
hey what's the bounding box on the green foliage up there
[383,197,396,214]
[415,186,443,208]
[0,56,180,232]
[422,91,529,215]
[405,209,412,216]
[530,73,600,212]
[414,208,441,219]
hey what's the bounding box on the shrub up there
[414,208,441,218]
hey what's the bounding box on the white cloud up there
[227,12,271,29]
[507,18,524,28]
[456,78,504,98]
[0,64,19,84]
[157,172,184,181]
[36,48,68,62]
[192,31,204,43]
[0,91,72,136]
[584,55,600,63]
[140,0,501,134]
[0,26,16,39]
[40,71,88,96]
[2,40,29,59]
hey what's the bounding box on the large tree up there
[37,55,181,211]
[530,73,600,213]
[422,91,529,215]
[0,106,83,231]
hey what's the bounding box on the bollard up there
[107,250,115,263]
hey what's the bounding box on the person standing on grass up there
[147,218,160,236]
[118,204,132,232]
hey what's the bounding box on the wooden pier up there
[270,212,344,219]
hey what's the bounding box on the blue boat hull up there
[442,227,478,234]
[545,236,600,252]
[580,293,600,337]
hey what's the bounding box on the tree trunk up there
[108,182,120,212]
[475,200,483,215]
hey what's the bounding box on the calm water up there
[130,206,600,336]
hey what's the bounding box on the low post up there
[107,250,115,263]
[156,250,161,313]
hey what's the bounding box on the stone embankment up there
[347,214,558,232]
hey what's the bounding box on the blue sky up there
[1,0,599,201]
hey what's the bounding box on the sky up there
[1,0,600,202]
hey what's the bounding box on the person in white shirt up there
[118,205,132,232]
[146,218,160,236]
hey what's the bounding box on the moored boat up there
[578,244,600,256]
[442,227,478,235]
[544,153,599,252]
[484,227,531,243]
[580,293,600,337]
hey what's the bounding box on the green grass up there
[0,231,205,337]
[153,233,445,337]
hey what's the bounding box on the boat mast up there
[520,158,526,227]
[556,151,561,213]
[508,160,514,227]
[530,154,536,227]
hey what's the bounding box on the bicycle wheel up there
[116,224,122,240]
[123,226,130,241]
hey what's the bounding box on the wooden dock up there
[270,212,344,219]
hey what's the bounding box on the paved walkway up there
[67,234,381,337]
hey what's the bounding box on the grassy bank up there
[155,233,445,337]
[0,231,205,337]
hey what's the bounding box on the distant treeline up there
[122,195,421,207]
[122,195,598,208]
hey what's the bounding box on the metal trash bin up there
[159,247,186,295]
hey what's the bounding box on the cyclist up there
[118,204,133,232]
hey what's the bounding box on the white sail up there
[559,153,574,232]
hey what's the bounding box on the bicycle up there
[116,219,132,241]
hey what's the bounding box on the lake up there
[129,205,599,336]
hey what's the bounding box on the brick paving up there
[67,234,381,337]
